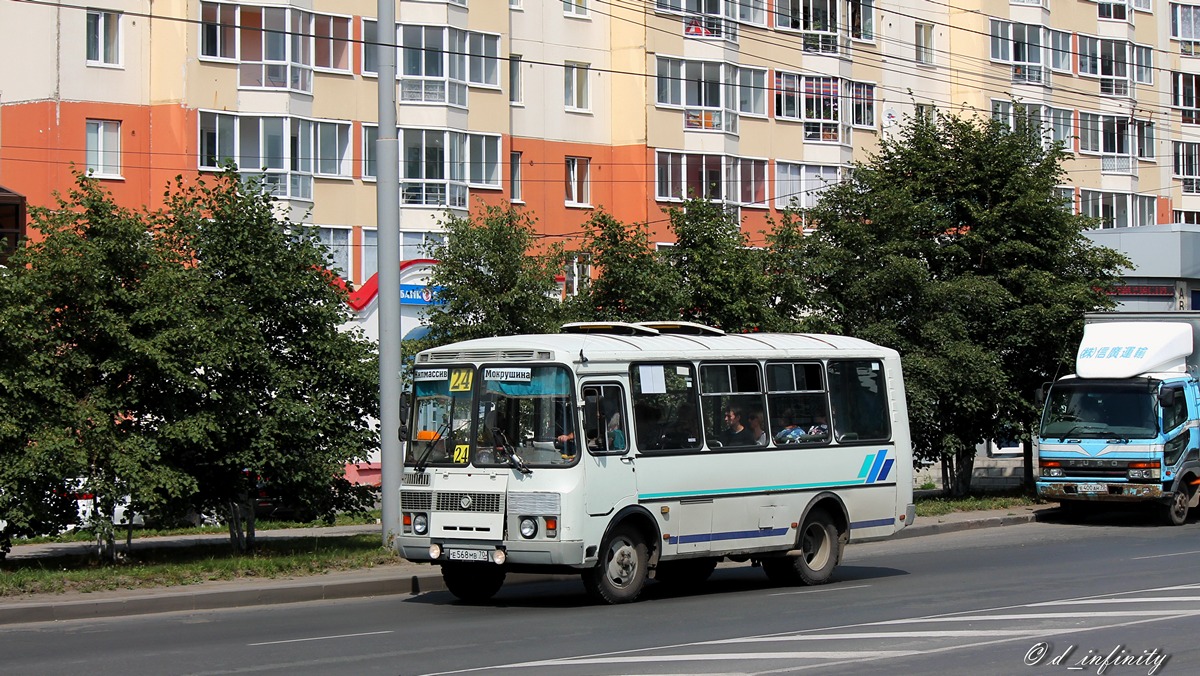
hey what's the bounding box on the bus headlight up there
[413,513,429,535]
[519,516,538,539]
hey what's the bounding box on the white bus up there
[397,321,914,604]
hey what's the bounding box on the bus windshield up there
[405,365,577,468]
[1040,379,1159,440]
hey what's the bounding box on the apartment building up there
[1,1,1198,312]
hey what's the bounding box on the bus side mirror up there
[1034,383,1050,407]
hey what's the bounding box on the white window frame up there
[313,12,352,73]
[1098,2,1129,22]
[1050,30,1071,72]
[509,55,523,105]
[1134,44,1153,84]
[86,10,121,67]
[468,32,501,88]
[1174,71,1200,124]
[1173,3,1200,54]
[738,67,767,117]
[565,62,590,112]
[737,157,768,208]
[86,119,122,179]
[363,124,378,180]
[200,2,237,61]
[315,226,351,278]
[315,121,351,177]
[803,77,840,142]
[563,0,589,18]
[774,161,838,214]
[776,0,838,54]
[850,82,875,128]
[850,0,874,41]
[656,151,726,202]
[1048,107,1074,147]
[510,151,523,202]
[362,228,378,282]
[915,22,934,65]
[565,156,591,206]
[400,25,467,107]
[1078,111,1102,153]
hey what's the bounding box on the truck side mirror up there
[1158,389,1176,409]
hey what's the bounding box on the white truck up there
[1037,312,1200,525]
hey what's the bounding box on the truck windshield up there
[1040,379,1159,440]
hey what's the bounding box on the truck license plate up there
[1076,483,1104,493]
[447,548,490,562]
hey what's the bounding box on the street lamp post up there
[376,0,403,547]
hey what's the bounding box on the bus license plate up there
[1076,483,1104,493]
[447,548,490,562]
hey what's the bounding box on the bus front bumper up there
[1037,481,1164,501]
[397,535,588,567]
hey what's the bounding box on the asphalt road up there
[3,515,1198,676]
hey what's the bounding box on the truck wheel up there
[762,510,840,586]
[582,526,649,604]
[1162,487,1192,527]
[442,562,506,603]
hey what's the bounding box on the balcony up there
[1101,154,1134,175]
[685,108,738,133]
[1011,64,1048,86]
[682,13,737,43]
[1100,77,1130,97]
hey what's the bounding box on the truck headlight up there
[519,516,538,539]
[1042,467,1063,477]
[413,513,428,535]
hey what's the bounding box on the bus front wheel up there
[442,562,506,603]
[583,526,649,604]
[762,510,840,586]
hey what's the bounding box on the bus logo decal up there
[860,450,894,484]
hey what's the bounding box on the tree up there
[565,209,682,322]
[158,171,380,551]
[799,110,1128,495]
[762,208,813,332]
[661,198,775,332]
[422,203,568,344]
[0,174,198,559]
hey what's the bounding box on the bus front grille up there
[401,491,432,511]
[435,492,504,513]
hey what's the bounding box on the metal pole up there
[376,0,403,548]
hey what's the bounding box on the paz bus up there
[397,322,914,604]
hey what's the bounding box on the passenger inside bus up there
[720,405,755,446]
[746,410,768,445]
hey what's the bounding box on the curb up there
[0,512,1051,625]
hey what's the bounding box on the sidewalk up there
[0,505,1056,625]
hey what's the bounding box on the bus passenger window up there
[583,384,628,454]
[631,362,702,452]
[827,360,890,443]
[766,362,830,446]
[700,363,765,449]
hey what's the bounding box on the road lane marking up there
[713,630,1035,643]
[1132,550,1200,560]
[768,584,870,597]
[870,610,1200,623]
[249,630,393,646]
[1027,596,1200,606]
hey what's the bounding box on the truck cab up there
[1037,314,1200,525]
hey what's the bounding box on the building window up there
[1173,71,1200,124]
[85,120,121,178]
[850,0,874,40]
[401,26,467,106]
[915,23,933,65]
[850,82,875,128]
[469,135,500,186]
[1175,142,1200,194]
[739,0,766,26]
[803,77,840,142]
[738,67,766,116]
[738,158,767,207]
[1050,30,1071,72]
[510,152,523,202]
[777,0,838,53]
[564,0,588,17]
[363,125,377,179]
[992,20,1048,84]
[1176,210,1200,224]
[565,62,590,111]
[1080,191,1153,228]
[316,227,350,277]
[468,33,500,87]
[201,2,236,59]
[403,129,451,207]
[656,151,725,202]
[86,10,120,66]
[237,6,313,92]
[992,100,1013,128]
[1098,2,1128,21]
[509,55,523,104]
[775,162,837,212]
[1174,4,1200,54]
[1048,107,1073,147]
[1078,112,1102,153]
[566,157,590,206]
[1136,120,1154,160]
[1079,36,1131,95]
[316,121,350,176]
[313,14,351,71]
[402,231,444,260]
[362,19,379,75]
[362,229,378,282]
[1135,45,1153,84]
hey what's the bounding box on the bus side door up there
[580,382,637,516]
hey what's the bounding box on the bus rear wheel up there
[442,562,506,604]
[762,510,840,586]
[583,526,649,604]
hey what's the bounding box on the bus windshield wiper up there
[415,418,452,474]
[493,429,532,475]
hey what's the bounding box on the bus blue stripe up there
[866,449,888,483]
[857,455,874,479]
[851,517,894,529]
[668,527,791,545]
[878,458,894,482]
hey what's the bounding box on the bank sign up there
[400,284,444,306]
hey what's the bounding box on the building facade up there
[2,1,1199,306]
